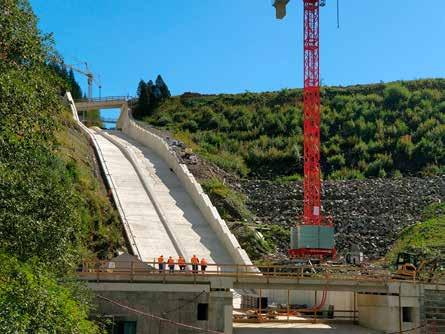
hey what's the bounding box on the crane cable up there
[97,295,223,334]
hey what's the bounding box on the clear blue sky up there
[31,0,445,97]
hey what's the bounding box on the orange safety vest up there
[200,258,207,266]
[178,257,186,265]
[158,256,164,263]
[191,256,199,265]
[167,257,175,265]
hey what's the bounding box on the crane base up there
[288,248,336,259]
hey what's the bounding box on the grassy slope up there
[387,203,445,263]
[137,79,445,261]
[144,79,445,180]
[57,113,125,260]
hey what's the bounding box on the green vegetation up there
[133,75,171,119]
[201,178,272,259]
[0,0,122,330]
[0,254,99,333]
[83,109,103,128]
[141,80,445,179]
[387,203,445,264]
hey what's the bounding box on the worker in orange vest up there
[157,255,164,273]
[191,255,199,273]
[200,257,207,273]
[167,256,175,273]
[178,256,186,272]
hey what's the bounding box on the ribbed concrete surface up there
[92,129,178,261]
[93,129,233,265]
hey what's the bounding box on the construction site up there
[59,1,445,333]
[67,88,445,333]
[6,0,443,333]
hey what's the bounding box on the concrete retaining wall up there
[91,284,232,334]
[117,109,253,267]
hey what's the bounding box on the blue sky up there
[32,0,445,97]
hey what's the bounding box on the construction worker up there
[178,256,186,272]
[167,256,175,273]
[158,255,164,273]
[200,257,207,273]
[191,254,199,274]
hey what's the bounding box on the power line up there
[97,295,223,334]
[162,291,206,316]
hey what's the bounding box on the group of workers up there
[157,255,208,274]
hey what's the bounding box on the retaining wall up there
[117,109,253,267]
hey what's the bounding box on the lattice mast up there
[303,0,322,226]
[274,0,335,258]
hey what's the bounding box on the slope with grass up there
[143,79,445,180]
[136,79,445,262]
[0,1,124,331]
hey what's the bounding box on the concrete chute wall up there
[117,108,253,267]
[65,92,142,259]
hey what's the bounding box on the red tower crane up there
[274,0,336,259]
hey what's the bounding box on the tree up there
[155,74,171,99]
[135,80,148,117]
[0,254,100,334]
[68,68,83,100]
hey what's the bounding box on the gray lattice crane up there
[66,62,102,100]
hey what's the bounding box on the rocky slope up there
[241,176,445,258]
[135,120,445,260]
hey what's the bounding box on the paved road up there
[92,129,233,265]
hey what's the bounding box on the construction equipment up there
[393,252,420,279]
[393,251,445,281]
[65,62,102,100]
[273,0,337,259]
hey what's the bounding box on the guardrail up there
[77,260,445,285]
[75,96,131,103]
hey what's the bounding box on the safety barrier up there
[75,96,130,103]
[77,260,445,285]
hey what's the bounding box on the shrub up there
[384,84,411,109]
[0,254,100,334]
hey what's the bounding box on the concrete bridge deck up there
[75,96,128,111]
[78,261,445,293]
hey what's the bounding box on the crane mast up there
[274,0,335,259]
[303,0,321,226]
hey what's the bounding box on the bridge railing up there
[75,96,131,103]
[77,260,444,284]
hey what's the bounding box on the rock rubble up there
[241,176,445,258]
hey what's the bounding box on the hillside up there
[0,1,124,331]
[143,79,445,180]
[136,79,445,261]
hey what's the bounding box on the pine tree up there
[155,75,171,99]
[68,69,82,100]
[136,80,149,118]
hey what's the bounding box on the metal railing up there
[77,260,445,285]
[75,96,131,103]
